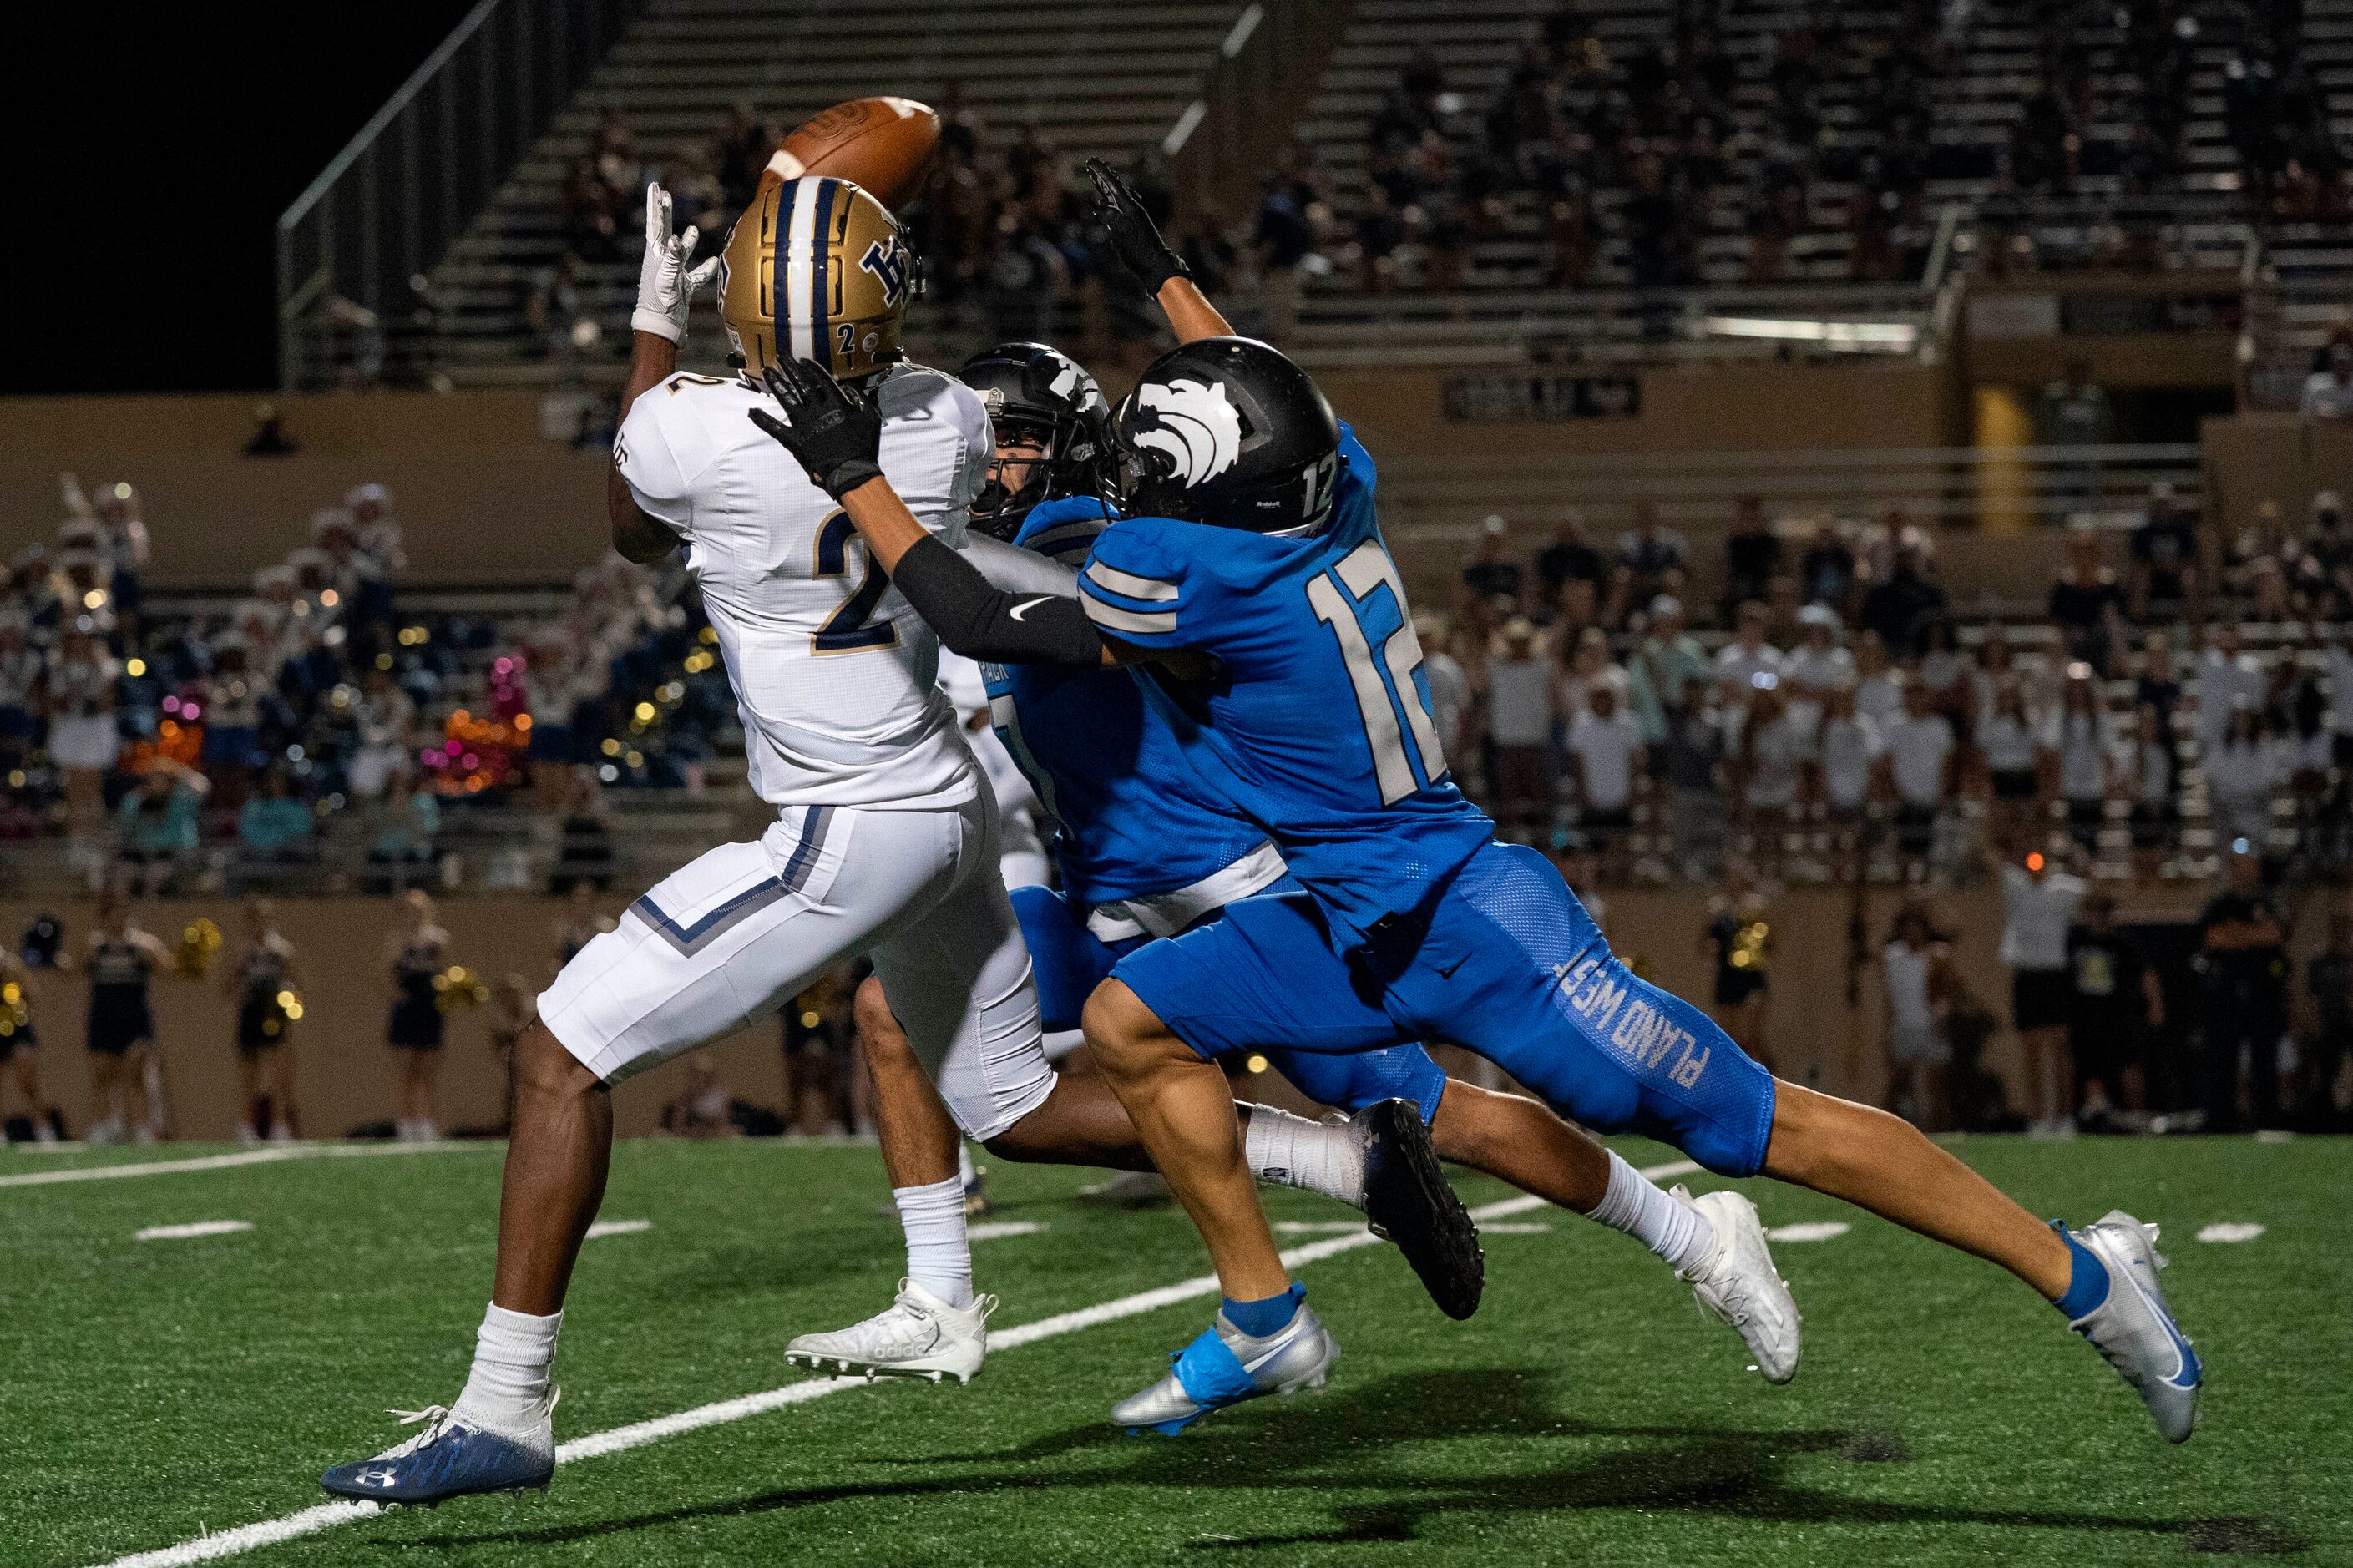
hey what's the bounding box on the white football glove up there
[632,181,721,343]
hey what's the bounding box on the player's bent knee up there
[980,1119,1067,1164]
[853,975,900,1044]
[1080,980,1184,1077]
[513,1020,604,1100]
[852,976,918,1070]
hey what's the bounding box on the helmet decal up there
[858,236,910,306]
[1131,378,1242,488]
[1046,357,1105,413]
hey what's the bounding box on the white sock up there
[893,1175,974,1308]
[453,1303,561,1434]
[1587,1151,1716,1273]
[1241,1104,1366,1208]
[956,1141,977,1189]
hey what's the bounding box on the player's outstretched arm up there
[608,183,717,562]
[747,362,1118,668]
[1084,158,1232,344]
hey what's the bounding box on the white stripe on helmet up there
[785,180,819,361]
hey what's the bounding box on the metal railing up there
[275,0,639,390]
[1166,0,1355,219]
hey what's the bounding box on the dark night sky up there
[6,2,482,397]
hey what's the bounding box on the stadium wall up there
[1318,360,1958,459]
[0,391,606,589]
[0,883,2222,1144]
[0,361,1959,590]
[2202,412,2353,537]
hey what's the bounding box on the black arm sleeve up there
[890,534,1106,667]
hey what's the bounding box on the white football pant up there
[539,792,1052,1140]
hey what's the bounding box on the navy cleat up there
[320,1395,557,1505]
[2062,1211,2202,1443]
[1355,1098,1484,1319]
[1113,1296,1337,1435]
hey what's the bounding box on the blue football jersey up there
[980,496,1273,909]
[1074,424,1494,946]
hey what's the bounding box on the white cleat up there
[1677,1186,1801,1383]
[2066,1211,2201,1443]
[785,1279,995,1385]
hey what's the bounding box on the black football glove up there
[746,360,885,501]
[1085,157,1190,298]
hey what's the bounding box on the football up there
[765,94,940,211]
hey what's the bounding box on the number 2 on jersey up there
[812,511,898,655]
[1306,539,1449,805]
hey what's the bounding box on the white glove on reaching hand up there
[632,181,721,343]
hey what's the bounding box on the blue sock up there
[2050,1223,2110,1319]
[1220,1282,1305,1338]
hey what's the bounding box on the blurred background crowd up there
[0,473,742,899]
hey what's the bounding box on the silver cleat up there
[2066,1211,2202,1443]
[1112,1299,1337,1435]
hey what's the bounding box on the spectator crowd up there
[1422,482,2353,893]
[1269,0,2336,300]
[0,473,738,898]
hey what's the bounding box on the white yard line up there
[1764,1221,1851,1243]
[0,1141,487,1190]
[967,1220,1049,1241]
[136,1221,256,1242]
[94,1158,1699,1567]
[583,1219,652,1241]
[2194,1222,2265,1243]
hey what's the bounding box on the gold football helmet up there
[718,175,913,380]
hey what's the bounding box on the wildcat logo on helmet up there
[1131,378,1242,488]
[1046,359,1105,414]
[859,237,911,306]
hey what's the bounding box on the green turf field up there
[2,1135,2345,1566]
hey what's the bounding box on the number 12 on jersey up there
[1306,539,1450,805]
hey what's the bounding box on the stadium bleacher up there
[277,0,2349,386]
[411,0,1251,386]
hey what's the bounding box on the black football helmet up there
[1114,336,1342,534]
[957,342,1117,539]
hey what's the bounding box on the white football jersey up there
[615,363,989,809]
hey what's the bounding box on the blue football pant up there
[1010,883,1448,1123]
[1112,844,1776,1176]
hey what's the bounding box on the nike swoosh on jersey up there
[1010,597,1053,621]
